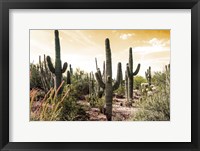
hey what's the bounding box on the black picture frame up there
[0,0,200,151]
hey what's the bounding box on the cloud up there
[148,38,170,47]
[119,33,134,40]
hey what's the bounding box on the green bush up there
[114,86,125,98]
[134,75,147,89]
[30,63,42,89]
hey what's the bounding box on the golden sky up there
[30,30,170,78]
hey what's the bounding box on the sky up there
[30,30,170,78]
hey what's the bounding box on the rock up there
[91,108,100,113]
[77,100,90,107]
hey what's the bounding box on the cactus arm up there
[46,56,55,73]
[133,63,141,76]
[113,62,122,91]
[97,68,102,79]
[95,72,105,89]
[95,57,98,70]
[62,62,68,73]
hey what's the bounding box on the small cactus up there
[69,64,73,75]
[66,71,71,84]
[95,38,122,121]
[145,66,152,86]
[47,30,67,94]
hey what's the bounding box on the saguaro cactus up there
[95,38,122,121]
[145,66,152,86]
[66,71,71,84]
[69,64,73,75]
[47,30,68,94]
[126,48,140,102]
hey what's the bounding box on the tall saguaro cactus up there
[126,47,140,102]
[145,66,152,86]
[95,38,122,121]
[47,30,68,94]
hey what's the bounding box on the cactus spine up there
[145,66,152,86]
[47,30,68,94]
[126,48,140,102]
[95,38,122,121]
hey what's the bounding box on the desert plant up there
[134,75,147,90]
[38,54,54,92]
[47,30,68,94]
[95,38,122,121]
[133,66,170,121]
[145,66,152,86]
[30,81,70,121]
[30,63,42,89]
[66,71,71,84]
[126,48,141,102]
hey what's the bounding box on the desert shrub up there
[61,84,88,121]
[114,86,125,98]
[30,63,42,89]
[133,68,170,121]
[134,75,147,90]
[89,95,105,109]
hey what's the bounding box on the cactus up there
[125,70,128,101]
[66,71,71,84]
[102,61,106,82]
[95,38,122,121]
[89,72,95,98]
[38,54,54,92]
[47,30,68,94]
[145,66,152,86]
[69,64,73,75]
[126,48,140,102]
[165,64,170,89]
[95,58,105,98]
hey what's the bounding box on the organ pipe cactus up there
[95,38,122,121]
[47,30,68,94]
[145,66,152,86]
[126,48,140,102]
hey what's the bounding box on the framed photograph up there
[0,0,199,150]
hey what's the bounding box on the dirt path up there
[78,97,140,121]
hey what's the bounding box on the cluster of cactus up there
[126,48,141,102]
[46,30,68,94]
[145,66,152,86]
[95,38,122,121]
[38,54,54,92]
